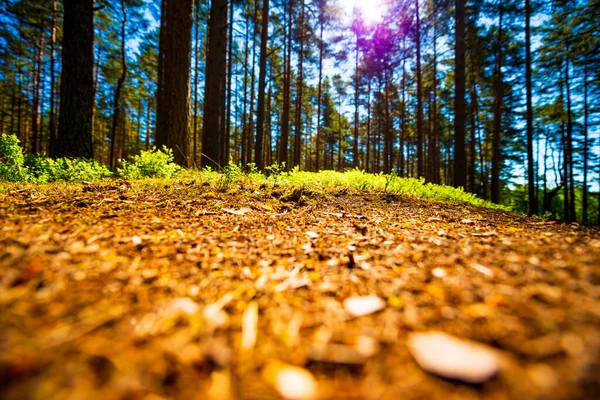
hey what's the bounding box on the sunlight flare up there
[338,0,387,24]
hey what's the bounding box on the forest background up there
[0,0,598,224]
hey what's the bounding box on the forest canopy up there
[0,0,598,223]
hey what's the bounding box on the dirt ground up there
[1,180,599,400]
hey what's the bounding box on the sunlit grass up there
[188,163,509,211]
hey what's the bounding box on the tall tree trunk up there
[91,47,101,159]
[399,48,406,176]
[525,0,536,214]
[240,13,250,165]
[427,20,440,184]
[254,0,269,170]
[146,94,152,150]
[582,62,589,224]
[565,40,575,222]
[383,71,392,174]
[224,0,234,165]
[468,64,478,193]
[293,0,305,168]
[415,0,424,178]
[366,79,371,172]
[353,31,360,168]
[491,3,503,203]
[48,0,58,156]
[315,18,324,171]
[201,0,227,168]
[16,46,23,145]
[31,24,44,155]
[192,0,200,165]
[155,0,167,148]
[245,3,258,166]
[278,1,291,168]
[57,0,94,159]
[453,0,466,188]
[110,0,128,170]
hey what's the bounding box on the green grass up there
[190,165,509,211]
[1,133,508,212]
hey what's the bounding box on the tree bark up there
[199,0,228,168]
[491,3,503,203]
[415,0,424,178]
[278,0,292,168]
[293,0,305,169]
[56,0,94,159]
[582,62,588,224]
[48,0,58,156]
[110,0,128,170]
[192,0,200,165]
[315,18,324,171]
[525,0,536,214]
[254,0,269,170]
[31,24,44,155]
[224,0,234,165]
[453,0,466,188]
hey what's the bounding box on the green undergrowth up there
[195,162,507,211]
[1,133,506,211]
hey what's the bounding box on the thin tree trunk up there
[293,0,305,168]
[155,0,168,148]
[491,3,503,203]
[31,25,44,155]
[224,0,234,165]
[16,42,23,144]
[366,79,371,172]
[353,31,360,168]
[415,0,424,178]
[315,18,324,171]
[48,0,58,156]
[565,41,575,222]
[146,94,152,150]
[246,3,258,166]
[468,63,478,193]
[110,0,128,170]
[582,62,589,224]
[254,0,269,170]
[240,13,250,165]
[91,47,101,158]
[427,20,440,184]
[400,55,406,177]
[192,0,200,165]
[525,0,536,214]
[278,0,291,168]
[383,71,392,174]
[453,0,466,188]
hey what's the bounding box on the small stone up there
[344,295,386,317]
[432,268,447,278]
[263,360,316,399]
[407,331,499,384]
[471,263,494,278]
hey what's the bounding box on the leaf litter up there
[0,180,599,399]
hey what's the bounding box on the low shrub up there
[0,134,29,182]
[25,156,112,183]
[117,146,181,179]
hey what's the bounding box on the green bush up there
[0,134,29,182]
[25,156,112,183]
[117,146,181,179]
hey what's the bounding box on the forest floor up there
[1,179,599,400]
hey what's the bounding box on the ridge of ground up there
[1,179,599,399]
